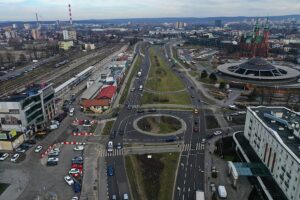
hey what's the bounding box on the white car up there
[69,168,81,174]
[64,175,74,186]
[0,153,9,161]
[228,105,237,110]
[73,145,84,151]
[11,153,20,162]
[201,139,206,144]
[48,157,59,162]
[34,145,43,153]
[107,141,113,153]
[71,197,79,200]
[213,130,222,136]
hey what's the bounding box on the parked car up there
[0,153,9,161]
[69,168,82,175]
[72,160,84,165]
[72,156,83,162]
[73,145,84,151]
[11,153,20,162]
[71,164,83,170]
[48,157,59,162]
[34,145,43,153]
[107,165,114,176]
[26,139,36,144]
[16,148,26,153]
[46,161,58,166]
[73,181,81,193]
[64,175,74,186]
[48,151,60,157]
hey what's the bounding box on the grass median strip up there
[125,152,179,200]
[102,120,115,135]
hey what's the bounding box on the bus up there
[196,190,205,200]
[69,108,75,116]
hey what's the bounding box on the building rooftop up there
[249,106,300,160]
[1,83,49,102]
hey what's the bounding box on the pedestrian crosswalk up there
[99,149,125,157]
[180,143,205,151]
[98,143,205,157]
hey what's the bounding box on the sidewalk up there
[113,43,140,108]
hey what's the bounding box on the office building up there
[215,19,222,27]
[0,83,56,137]
[244,106,300,200]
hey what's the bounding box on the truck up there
[196,190,205,200]
[139,85,143,91]
[137,71,142,77]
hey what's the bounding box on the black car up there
[119,129,124,136]
[194,120,198,125]
[137,109,144,113]
[148,108,157,113]
[47,161,58,166]
[72,160,83,165]
[26,139,36,144]
[110,132,116,139]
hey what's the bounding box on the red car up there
[71,164,83,170]
[78,120,84,125]
[70,173,81,178]
[193,126,199,132]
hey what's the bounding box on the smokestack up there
[36,13,39,27]
[68,4,73,25]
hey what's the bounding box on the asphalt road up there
[106,43,207,200]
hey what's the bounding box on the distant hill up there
[1,15,300,25]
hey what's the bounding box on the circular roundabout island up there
[133,114,186,136]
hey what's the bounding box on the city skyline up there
[0,0,300,21]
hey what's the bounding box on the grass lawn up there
[137,116,181,134]
[146,47,186,92]
[125,152,180,200]
[119,55,142,104]
[142,91,191,105]
[102,120,115,135]
[0,183,9,195]
[205,115,220,129]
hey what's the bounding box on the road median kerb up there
[133,114,186,136]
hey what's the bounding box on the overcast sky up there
[0,0,299,21]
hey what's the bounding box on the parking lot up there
[0,113,100,200]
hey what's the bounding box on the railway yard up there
[0,43,123,97]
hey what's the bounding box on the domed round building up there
[217,58,300,85]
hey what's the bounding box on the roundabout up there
[133,114,187,136]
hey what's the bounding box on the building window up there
[9,109,20,114]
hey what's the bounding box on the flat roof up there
[248,106,300,160]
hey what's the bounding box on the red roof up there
[96,85,116,99]
[81,99,110,107]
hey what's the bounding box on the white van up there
[107,141,113,153]
[218,185,227,199]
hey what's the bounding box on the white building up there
[63,30,77,41]
[0,83,56,136]
[244,106,300,200]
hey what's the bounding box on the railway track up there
[0,44,122,97]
